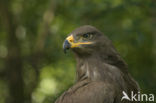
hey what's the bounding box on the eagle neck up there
[98,50,128,73]
[75,52,128,82]
[75,55,102,82]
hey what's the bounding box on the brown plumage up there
[55,25,140,103]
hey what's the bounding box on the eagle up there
[55,25,140,103]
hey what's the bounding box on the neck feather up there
[75,52,128,82]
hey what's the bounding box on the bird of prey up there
[55,25,140,103]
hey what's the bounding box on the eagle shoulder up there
[55,80,116,103]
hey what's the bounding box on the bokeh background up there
[0,0,156,103]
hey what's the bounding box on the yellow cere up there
[66,35,93,48]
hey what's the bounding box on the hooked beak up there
[63,35,74,53]
[63,40,71,53]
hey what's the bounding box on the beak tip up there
[63,40,71,54]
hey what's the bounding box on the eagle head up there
[63,25,112,56]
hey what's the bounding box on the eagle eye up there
[82,33,93,39]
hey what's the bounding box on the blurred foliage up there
[0,0,155,103]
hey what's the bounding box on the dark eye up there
[82,33,94,39]
[83,34,90,38]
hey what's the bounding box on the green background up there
[0,0,155,103]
